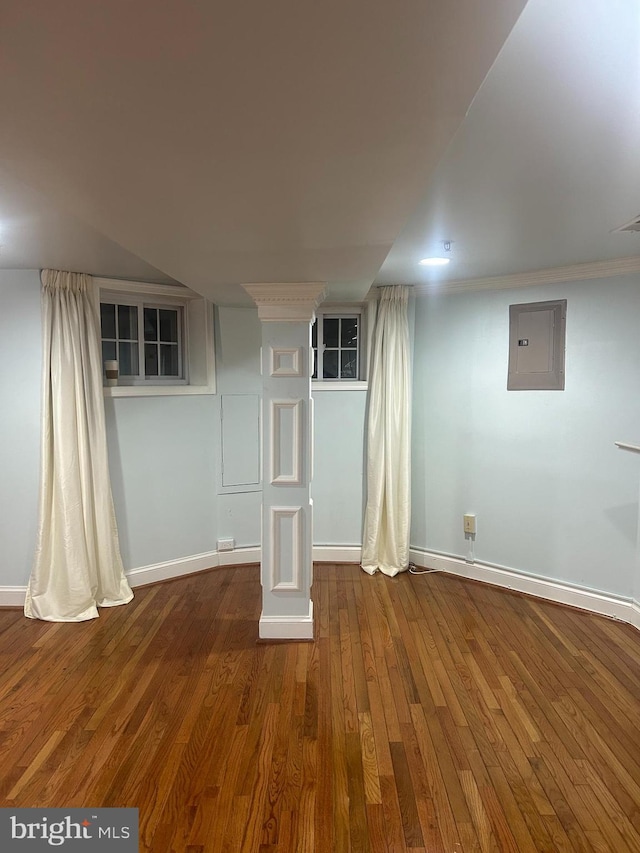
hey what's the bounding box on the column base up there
[259,601,314,640]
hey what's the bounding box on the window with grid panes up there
[312,313,360,380]
[100,299,185,383]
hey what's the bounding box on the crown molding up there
[413,255,640,297]
[242,282,327,321]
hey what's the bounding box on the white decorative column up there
[242,282,326,639]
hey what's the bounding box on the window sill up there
[312,380,368,392]
[104,384,215,398]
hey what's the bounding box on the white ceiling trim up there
[414,256,640,297]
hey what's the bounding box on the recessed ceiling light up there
[419,257,450,266]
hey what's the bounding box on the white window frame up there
[97,278,215,397]
[311,304,369,391]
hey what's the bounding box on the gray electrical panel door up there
[508,300,566,390]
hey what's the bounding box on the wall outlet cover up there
[463,514,476,535]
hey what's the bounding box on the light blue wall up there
[0,270,42,587]
[105,395,217,568]
[411,276,640,598]
[312,390,366,545]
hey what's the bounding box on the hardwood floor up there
[1,563,639,851]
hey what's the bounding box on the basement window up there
[100,299,185,383]
[312,306,367,389]
[97,278,215,397]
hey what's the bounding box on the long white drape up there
[25,270,133,622]
[361,285,411,576]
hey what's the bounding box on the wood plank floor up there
[1,564,639,852]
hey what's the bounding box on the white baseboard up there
[2,552,238,605]
[4,547,639,634]
[313,545,361,563]
[126,550,220,587]
[126,546,261,587]
[259,602,314,640]
[127,544,358,588]
[0,548,261,608]
[410,547,639,627]
[0,545,356,607]
[217,546,261,567]
[628,600,640,632]
[0,586,28,608]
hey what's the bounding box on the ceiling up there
[378,0,640,290]
[0,0,638,305]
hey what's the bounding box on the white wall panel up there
[221,394,260,487]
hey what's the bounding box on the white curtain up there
[361,285,411,576]
[25,270,133,622]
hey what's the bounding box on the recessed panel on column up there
[270,506,303,591]
[270,399,302,484]
[270,346,303,377]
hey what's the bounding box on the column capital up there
[241,282,327,322]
